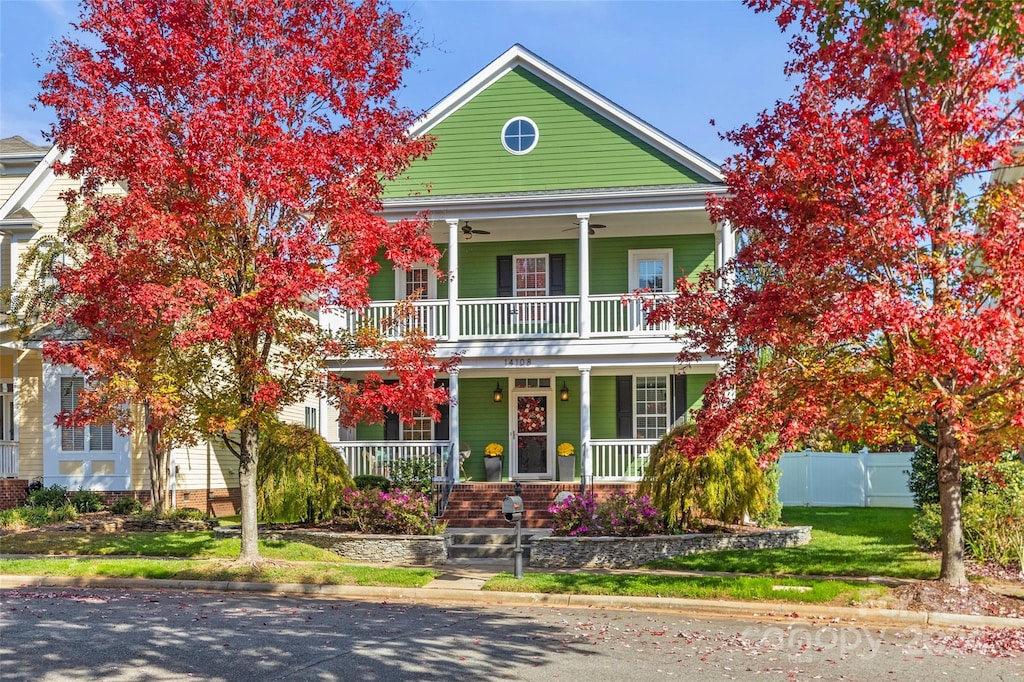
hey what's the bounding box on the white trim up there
[633,373,671,440]
[0,146,73,221]
[628,249,673,292]
[408,45,723,183]
[501,116,539,155]
[512,253,549,297]
[509,376,556,480]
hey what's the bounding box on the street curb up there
[3,574,1021,630]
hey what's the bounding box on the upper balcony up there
[323,209,730,346]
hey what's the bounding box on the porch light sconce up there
[493,382,504,403]
[560,381,570,402]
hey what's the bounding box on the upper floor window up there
[59,377,113,452]
[514,255,548,298]
[501,117,538,155]
[629,249,673,293]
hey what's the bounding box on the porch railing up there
[0,441,18,478]
[326,293,679,341]
[589,439,657,481]
[330,441,448,479]
[590,293,676,336]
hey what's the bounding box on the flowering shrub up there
[340,488,445,535]
[596,491,664,537]
[549,492,599,537]
[485,443,504,457]
[549,491,664,537]
[557,442,575,457]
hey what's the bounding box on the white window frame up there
[628,249,673,292]
[399,414,434,442]
[0,380,15,443]
[512,254,549,297]
[59,376,113,452]
[501,116,539,155]
[634,374,670,439]
[394,262,437,300]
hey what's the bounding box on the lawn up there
[647,507,940,579]
[0,557,436,587]
[0,531,344,562]
[484,572,886,605]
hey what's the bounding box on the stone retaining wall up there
[215,527,448,565]
[530,526,812,569]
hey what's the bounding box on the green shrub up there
[340,488,443,535]
[110,497,145,515]
[168,507,207,521]
[26,484,69,509]
[50,503,78,522]
[388,456,436,495]
[910,503,942,550]
[353,475,391,492]
[640,423,774,530]
[256,420,355,524]
[0,507,28,528]
[753,464,783,528]
[69,489,106,513]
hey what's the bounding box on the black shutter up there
[497,256,513,297]
[549,254,566,295]
[615,376,633,439]
[383,379,399,440]
[434,379,450,441]
[672,374,687,423]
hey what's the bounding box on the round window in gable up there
[501,117,538,155]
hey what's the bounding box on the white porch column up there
[446,218,460,341]
[577,213,591,339]
[449,369,460,483]
[579,365,592,490]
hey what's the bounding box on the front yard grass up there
[0,531,343,562]
[484,572,885,605]
[0,557,436,587]
[646,507,939,579]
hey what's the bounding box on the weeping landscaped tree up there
[39,0,448,561]
[648,0,1024,585]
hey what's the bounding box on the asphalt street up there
[2,587,1022,681]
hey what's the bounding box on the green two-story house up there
[322,45,733,487]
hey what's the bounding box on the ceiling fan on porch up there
[562,221,607,236]
[461,222,490,240]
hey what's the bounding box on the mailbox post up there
[502,485,524,579]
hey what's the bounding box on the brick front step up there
[437,482,639,528]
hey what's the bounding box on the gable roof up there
[0,144,73,222]
[409,44,723,184]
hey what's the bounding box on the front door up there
[511,387,553,480]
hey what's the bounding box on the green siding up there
[589,376,619,440]
[356,422,384,440]
[589,234,715,294]
[365,236,712,301]
[686,373,715,416]
[457,378,511,481]
[386,67,705,198]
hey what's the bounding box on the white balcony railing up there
[460,296,579,339]
[328,293,678,341]
[331,441,448,479]
[590,293,677,336]
[590,439,657,481]
[0,441,19,478]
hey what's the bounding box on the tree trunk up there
[144,404,171,515]
[147,428,171,516]
[237,423,261,562]
[935,420,968,585]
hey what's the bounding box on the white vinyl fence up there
[778,450,913,508]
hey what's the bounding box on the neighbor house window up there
[501,117,538,154]
[305,406,318,431]
[60,377,113,452]
[634,375,669,438]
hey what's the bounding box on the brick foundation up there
[0,479,29,510]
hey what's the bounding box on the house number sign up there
[504,357,533,367]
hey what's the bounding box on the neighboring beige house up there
[0,136,319,513]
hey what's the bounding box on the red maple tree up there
[649,0,1024,584]
[39,0,448,560]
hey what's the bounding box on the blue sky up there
[0,0,794,165]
